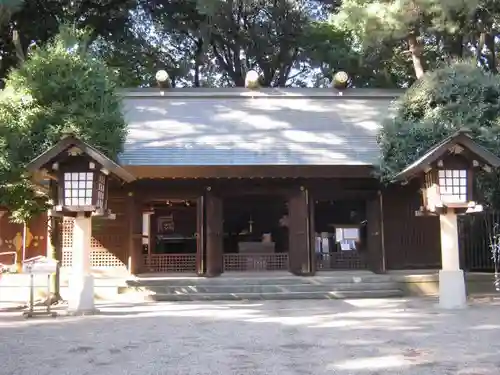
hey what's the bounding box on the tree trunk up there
[193,38,203,87]
[476,32,486,65]
[408,33,425,79]
[444,34,463,61]
[485,32,497,74]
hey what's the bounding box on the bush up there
[0,26,127,221]
[377,61,500,207]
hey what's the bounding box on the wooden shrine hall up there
[57,88,443,276]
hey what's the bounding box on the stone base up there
[439,270,467,309]
[67,274,96,313]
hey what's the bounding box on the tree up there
[0,0,22,27]
[0,0,137,82]
[303,21,416,88]
[0,25,127,299]
[138,0,334,87]
[332,0,482,79]
[377,61,500,207]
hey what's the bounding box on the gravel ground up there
[1,298,500,375]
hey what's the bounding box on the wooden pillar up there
[366,192,385,273]
[205,189,223,276]
[127,191,142,275]
[288,186,315,276]
[196,195,206,275]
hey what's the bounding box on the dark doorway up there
[142,199,198,273]
[150,200,198,255]
[222,194,289,271]
[314,199,368,270]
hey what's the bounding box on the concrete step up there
[120,281,400,295]
[143,289,404,301]
[127,274,395,288]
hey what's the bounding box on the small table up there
[238,242,275,270]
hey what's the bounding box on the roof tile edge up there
[119,87,403,99]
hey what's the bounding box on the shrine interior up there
[150,200,198,255]
[223,195,289,254]
[313,199,367,254]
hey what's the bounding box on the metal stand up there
[22,269,57,319]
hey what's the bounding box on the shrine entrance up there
[142,199,199,273]
[313,199,369,270]
[222,194,289,271]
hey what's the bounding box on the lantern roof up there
[26,135,135,183]
[393,129,500,182]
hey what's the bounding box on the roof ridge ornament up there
[156,70,171,90]
[332,71,350,92]
[245,70,260,90]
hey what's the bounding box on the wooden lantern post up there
[26,136,135,314]
[394,130,500,309]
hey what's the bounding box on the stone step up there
[127,274,394,288]
[120,281,400,295]
[143,289,405,301]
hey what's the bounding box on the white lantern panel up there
[439,169,467,203]
[63,171,96,207]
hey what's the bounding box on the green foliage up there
[333,0,478,41]
[0,25,127,222]
[332,0,485,78]
[0,0,23,26]
[377,61,500,206]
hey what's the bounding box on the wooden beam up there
[125,165,375,179]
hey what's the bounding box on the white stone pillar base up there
[68,215,98,315]
[439,270,467,309]
[67,274,99,314]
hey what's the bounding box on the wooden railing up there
[143,254,197,273]
[316,251,367,270]
[223,253,289,272]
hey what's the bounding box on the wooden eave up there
[123,164,376,179]
[26,136,135,183]
[393,130,500,182]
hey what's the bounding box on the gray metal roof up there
[120,88,399,166]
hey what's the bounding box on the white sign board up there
[22,257,58,274]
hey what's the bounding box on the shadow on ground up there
[1,298,499,375]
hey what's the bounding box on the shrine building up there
[48,88,444,275]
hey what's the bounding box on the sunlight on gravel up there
[1,298,500,375]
